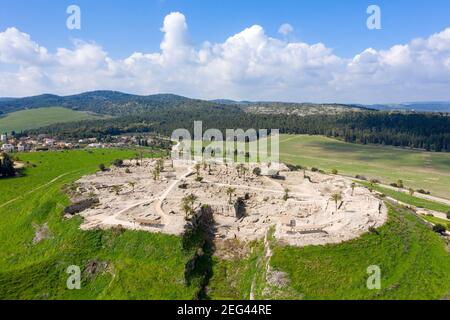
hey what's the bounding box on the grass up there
[422,216,450,230]
[275,135,450,199]
[269,205,450,300]
[360,182,450,213]
[0,107,102,133]
[0,148,200,299]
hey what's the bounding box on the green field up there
[0,149,201,299]
[359,182,450,213]
[275,135,450,199]
[209,205,450,300]
[0,107,102,133]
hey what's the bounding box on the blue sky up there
[1,0,449,59]
[0,0,450,103]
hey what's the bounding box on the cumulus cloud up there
[0,12,450,103]
[278,23,294,36]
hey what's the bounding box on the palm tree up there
[331,193,342,211]
[351,182,356,196]
[195,163,201,178]
[181,194,198,219]
[283,188,290,201]
[226,187,236,204]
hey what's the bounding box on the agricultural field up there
[0,149,201,299]
[275,135,450,199]
[0,107,103,134]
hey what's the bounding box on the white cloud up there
[0,12,450,103]
[278,23,294,36]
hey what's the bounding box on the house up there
[1,144,14,152]
[17,144,26,152]
[0,134,7,142]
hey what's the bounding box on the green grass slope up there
[0,149,199,300]
[0,107,102,133]
[276,135,450,199]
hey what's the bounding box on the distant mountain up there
[0,91,372,117]
[362,102,450,113]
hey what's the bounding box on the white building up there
[0,134,6,142]
[1,144,14,152]
[17,144,26,152]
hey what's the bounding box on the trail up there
[250,229,273,300]
[0,170,80,210]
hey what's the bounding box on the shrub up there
[447,211,450,220]
[331,169,338,175]
[196,176,204,182]
[125,168,131,174]
[253,167,261,176]
[417,189,431,195]
[432,224,446,235]
[98,163,106,172]
[311,167,319,172]
[64,198,99,215]
[112,159,124,167]
[370,179,380,184]
[355,175,367,181]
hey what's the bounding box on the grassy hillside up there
[269,205,450,300]
[0,149,200,299]
[208,205,450,300]
[0,107,101,133]
[276,135,450,199]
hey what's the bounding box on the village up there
[0,133,169,153]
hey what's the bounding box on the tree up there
[98,163,106,172]
[0,153,15,178]
[331,193,342,211]
[283,188,290,201]
[331,168,338,175]
[226,187,236,204]
[397,179,404,189]
[195,163,201,178]
[351,182,356,196]
[112,159,124,167]
[181,194,198,219]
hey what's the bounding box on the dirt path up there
[250,229,272,300]
[0,170,80,210]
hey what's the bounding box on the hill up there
[0,107,102,134]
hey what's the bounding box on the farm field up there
[0,107,102,134]
[0,149,201,299]
[275,135,450,199]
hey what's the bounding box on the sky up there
[0,0,450,103]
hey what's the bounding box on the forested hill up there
[28,108,450,152]
[0,91,230,116]
[2,90,449,152]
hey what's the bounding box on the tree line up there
[26,109,450,152]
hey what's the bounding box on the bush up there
[98,163,106,172]
[311,167,319,172]
[447,211,450,220]
[417,189,431,195]
[355,175,367,181]
[125,168,131,174]
[196,177,204,182]
[253,167,261,176]
[112,159,124,167]
[432,224,446,235]
[64,198,99,215]
[370,179,380,184]
[331,169,338,175]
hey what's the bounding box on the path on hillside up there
[0,170,80,210]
